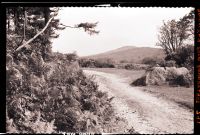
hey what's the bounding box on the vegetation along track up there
[83,69,193,134]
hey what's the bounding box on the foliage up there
[119,63,148,70]
[6,7,116,133]
[79,58,115,68]
[76,22,100,35]
[7,36,117,133]
[142,57,162,66]
[155,10,194,81]
[156,9,194,76]
[60,22,100,35]
[165,45,194,69]
[120,60,129,63]
[164,45,194,83]
[156,10,194,55]
[165,60,177,67]
[142,57,157,65]
[167,73,193,87]
[6,7,63,62]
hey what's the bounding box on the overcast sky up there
[51,7,193,56]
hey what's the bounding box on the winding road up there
[84,69,193,134]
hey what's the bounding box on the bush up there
[79,58,115,68]
[165,60,177,67]
[165,45,194,69]
[66,52,78,62]
[120,60,128,63]
[158,59,177,68]
[142,57,162,66]
[142,57,156,65]
[167,72,193,87]
[123,63,148,70]
[6,36,117,133]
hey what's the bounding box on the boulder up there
[132,67,191,87]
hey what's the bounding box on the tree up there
[156,10,194,55]
[6,7,59,61]
[6,7,99,62]
[12,7,62,61]
[165,45,194,69]
[7,7,118,134]
[60,21,100,35]
[178,10,194,43]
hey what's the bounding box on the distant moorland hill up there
[83,46,165,63]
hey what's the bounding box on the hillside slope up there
[84,46,165,63]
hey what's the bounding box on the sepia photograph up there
[6,7,194,134]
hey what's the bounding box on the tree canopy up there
[156,10,194,55]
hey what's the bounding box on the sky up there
[51,7,193,56]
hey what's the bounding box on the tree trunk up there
[44,7,50,25]
[23,8,27,39]
[6,8,10,31]
[14,8,18,32]
[44,7,50,35]
[43,7,50,61]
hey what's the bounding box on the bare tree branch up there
[60,23,78,28]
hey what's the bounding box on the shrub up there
[66,52,78,62]
[7,58,117,133]
[142,57,156,65]
[120,63,148,70]
[79,58,115,68]
[165,45,194,69]
[6,36,118,133]
[165,60,177,67]
[120,60,128,63]
[142,57,162,66]
[167,72,193,87]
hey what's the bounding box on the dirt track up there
[84,69,193,134]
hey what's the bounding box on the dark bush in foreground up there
[6,37,118,133]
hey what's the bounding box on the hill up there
[83,46,165,63]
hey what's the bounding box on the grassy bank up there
[137,86,194,110]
